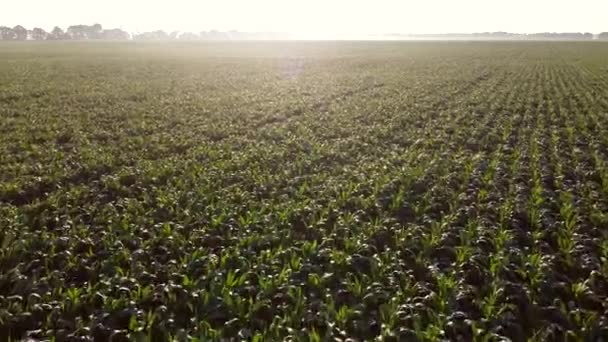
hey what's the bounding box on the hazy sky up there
[2,0,607,36]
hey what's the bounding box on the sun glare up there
[1,0,607,36]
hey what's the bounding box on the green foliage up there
[0,41,607,341]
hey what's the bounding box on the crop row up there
[1,41,608,341]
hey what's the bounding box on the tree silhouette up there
[31,28,48,40]
[89,23,103,39]
[13,25,28,40]
[102,28,130,40]
[133,30,169,40]
[67,25,87,39]
[67,24,103,40]
[48,26,67,40]
[179,32,200,40]
[0,26,15,40]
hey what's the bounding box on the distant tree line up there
[132,30,288,41]
[525,32,594,40]
[0,24,130,40]
[389,31,608,41]
[1,24,608,41]
[0,24,289,41]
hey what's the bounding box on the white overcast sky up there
[2,0,607,35]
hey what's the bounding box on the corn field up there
[1,41,608,341]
